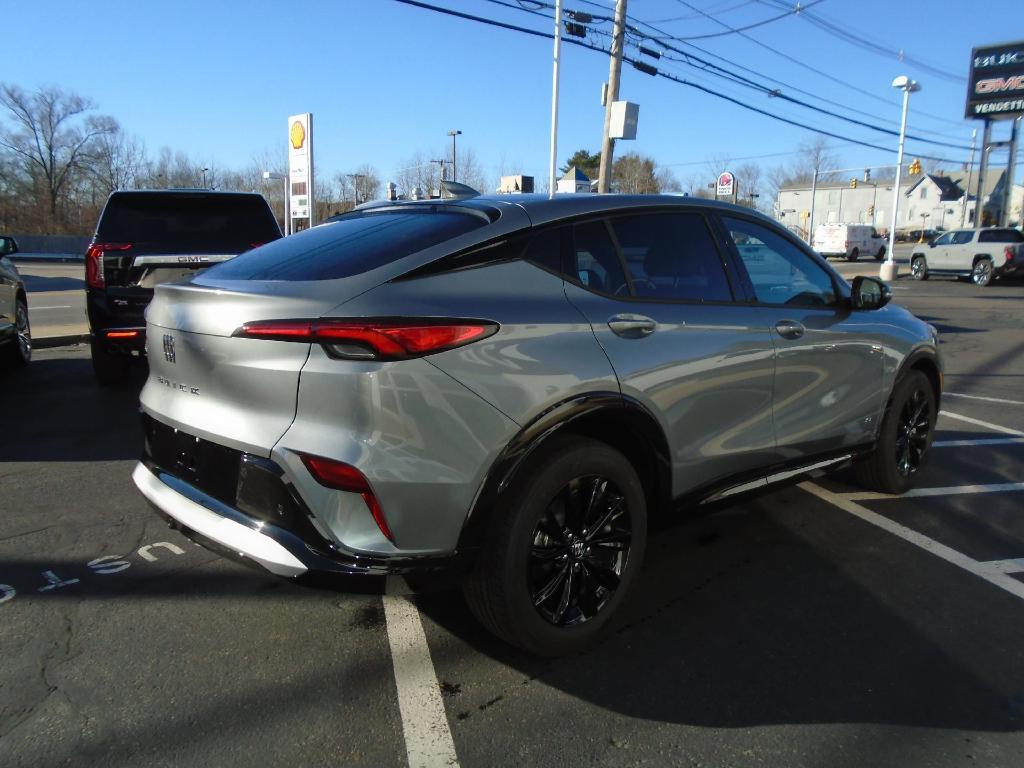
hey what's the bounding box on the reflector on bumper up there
[132,462,307,577]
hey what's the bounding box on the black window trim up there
[563,208,743,307]
[711,210,849,310]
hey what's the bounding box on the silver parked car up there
[0,235,31,367]
[133,195,942,655]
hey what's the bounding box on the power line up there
[662,0,827,40]
[390,0,970,166]
[527,0,969,135]
[494,0,970,147]
[646,0,758,24]
[633,0,968,130]
[756,0,966,83]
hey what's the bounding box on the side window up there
[979,229,1024,243]
[932,232,954,246]
[721,216,837,307]
[952,231,974,245]
[523,227,565,273]
[572,220,628,295]
[608,213,733,302]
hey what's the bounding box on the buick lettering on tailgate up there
[157,376,200,395]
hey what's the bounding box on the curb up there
[34,334,89,350]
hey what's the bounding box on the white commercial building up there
[775,171,1023,238]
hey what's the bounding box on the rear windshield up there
[97,193,281,253]
[978,229,1024,243]
[207,209,488,281]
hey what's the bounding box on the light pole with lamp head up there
[882,75,921,282]
[263,171,289,236]
[201,167,209,188]
[447,130,462,183]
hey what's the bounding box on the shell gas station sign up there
[288,113,313,227]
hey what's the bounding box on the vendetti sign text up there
[966,40,1024,119]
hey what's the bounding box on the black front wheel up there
[855,369,936,494]
[911,256,928,281]
[1,297,31,367]
[847,247,860,262]
[464,436,647,656]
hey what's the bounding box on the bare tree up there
[92,125,147,194]
[0,83,116,224]
[336,164,382,210]
[734,161,764,209]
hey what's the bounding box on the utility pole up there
[597,0,628,194]
[961,128,976,228]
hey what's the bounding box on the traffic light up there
[908,158,922,175]
[850,178,858,189]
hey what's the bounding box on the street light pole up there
[548,0,563,199]
[201,167,209,188]
[807,169,818,245]
[263,171,289,236]
[882,75,920,282]
[447,130,462,183]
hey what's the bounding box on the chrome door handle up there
[775,320,805,340]
[608,314,657,338]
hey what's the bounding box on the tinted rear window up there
[98,193,280,253]
[978,229,1024,243]
[208,209,488,281]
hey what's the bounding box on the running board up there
[700,454,853,505]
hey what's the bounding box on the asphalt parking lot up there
[3,273,1024,768]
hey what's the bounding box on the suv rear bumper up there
[132,461,467,591]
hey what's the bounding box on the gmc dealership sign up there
[966,40,1024,119]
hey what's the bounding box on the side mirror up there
[0,237,13,256]
[850,275,892,310]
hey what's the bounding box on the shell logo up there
[290,120,306,150]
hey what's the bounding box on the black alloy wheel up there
[854,369,936,494]
[464,436,647,656]
[911,256,928,281]
[894,387,931,478]
[528,475,632,627]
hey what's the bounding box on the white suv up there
[911,228,1024,286]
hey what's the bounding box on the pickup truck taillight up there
[85,242,132,288]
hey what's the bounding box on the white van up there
[813,224,887,261]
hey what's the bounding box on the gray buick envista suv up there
[133,194,942,655]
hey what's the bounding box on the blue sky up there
[3,0,1018,189]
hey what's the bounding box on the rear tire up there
[463,435,647,656]
[91,338,128,385]
[875,246,886,261]
[847,247,860,262]
[911,255,928,281]
[855,370,936,495]
[1,297,31,367]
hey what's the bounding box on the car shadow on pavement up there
[0,354,146,462]
[914,314,984,334]
[416,487,1024,733]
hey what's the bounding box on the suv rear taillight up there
[233,319,498,360]
[299,453,394,543]
[85,242,132,288]
[1005,246,1015,262]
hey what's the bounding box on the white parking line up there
[843,482,1024,501]
[984,558,1024,574]
[944,392,1024,407]
[30,305,73,310]
[383,595,460,768]
[933,437,1024,448]
[799,482,1024,601]
[939,410,1024,437]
